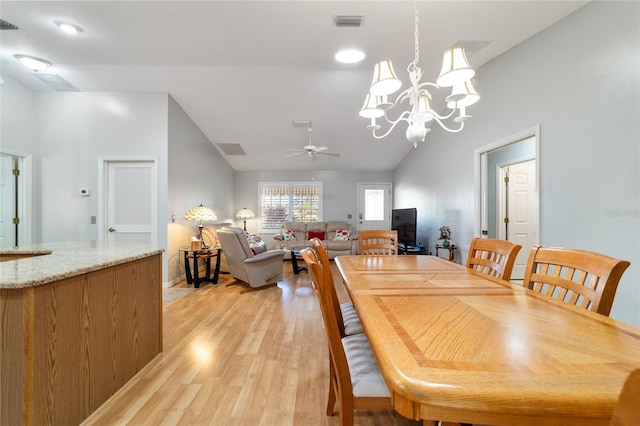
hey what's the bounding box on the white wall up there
[394,1,640,326]
[1,75,37,153]
[1,75,38,243]
[235,169,393,248]
[167,96,235,284]
[35,92,169,248]
[2,88,173,281]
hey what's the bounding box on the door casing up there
[474,126,541,251]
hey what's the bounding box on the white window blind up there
[259,182,322,231]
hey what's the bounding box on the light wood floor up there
[82,261,421,426]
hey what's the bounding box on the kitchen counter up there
[0,240,163,425]
[0,240,163,288]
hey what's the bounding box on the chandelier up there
[359,0,479,148]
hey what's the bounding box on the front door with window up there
[357,183,392,233]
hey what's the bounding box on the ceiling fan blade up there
[315,146,328,152]
[317,152,341,157]
[285,148,304,152]
[284,152,304,158]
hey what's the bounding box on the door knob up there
[108,227,116,233]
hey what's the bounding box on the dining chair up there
[523,246,630,316]
[300,248,393,426]
[309,238,363,337]
[466,237,522,281]
[610,368,640,426]
[358,229,398,255]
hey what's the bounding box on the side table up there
[179,246,222,288]
[435,244,456,262]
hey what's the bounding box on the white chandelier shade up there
[369,59,402,96]
[436,46,475,87]
[359,93,385,119]
[358,0,479,147]
[446,79,480,109]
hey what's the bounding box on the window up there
[259,182,322,231]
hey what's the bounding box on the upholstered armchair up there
[217,226,285,289]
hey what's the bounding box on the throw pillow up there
[334,229,350,241]
[281,228,297,241]
[308,231,326,241]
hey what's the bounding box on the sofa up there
[273,221,357,259]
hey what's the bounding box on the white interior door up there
[499,160,536,280]
[104,160,158,244]
[357,183,391,233]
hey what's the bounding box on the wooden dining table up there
[334,255,640,426]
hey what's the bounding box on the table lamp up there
[235,207,255,231]
[184,204,217,243]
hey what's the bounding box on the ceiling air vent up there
[217,143,246,156]
[0,19,20,30]
[32,73,80,92]
[334,15,364,28]
[452,40,493,58]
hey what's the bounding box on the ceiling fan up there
[284,128,341,158]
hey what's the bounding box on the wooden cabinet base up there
[1,254,162,426]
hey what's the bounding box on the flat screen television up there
[391,208,417,247]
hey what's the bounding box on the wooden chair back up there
[466,237,522,281]
[610,368,640,426]
[310,238,347,338]
[523,246,630,316]
[300,248,392,426]
[358,229,398,255]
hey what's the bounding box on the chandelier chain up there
[412,0,420,71]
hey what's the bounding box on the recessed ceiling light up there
[335,49,365,64]
[54,20,83,34]
[14,54,51,71]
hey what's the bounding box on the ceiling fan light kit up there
[359,0,480,148]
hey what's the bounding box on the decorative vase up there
[443,240,450,248]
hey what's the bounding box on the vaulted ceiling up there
[1,1,587,171]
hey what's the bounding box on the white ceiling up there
[1,1,588,171]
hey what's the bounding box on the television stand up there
[398,243,426,255]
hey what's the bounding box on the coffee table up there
[283,245,310,274]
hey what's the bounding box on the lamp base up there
[198,224,209,248]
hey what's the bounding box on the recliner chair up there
[217,226,285,290]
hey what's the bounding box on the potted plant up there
[438,226,452,247]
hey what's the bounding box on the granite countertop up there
[0,241,164,289]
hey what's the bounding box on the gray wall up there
[167,96,235,284]
[394,1,640,326]
[235,169,393,249]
